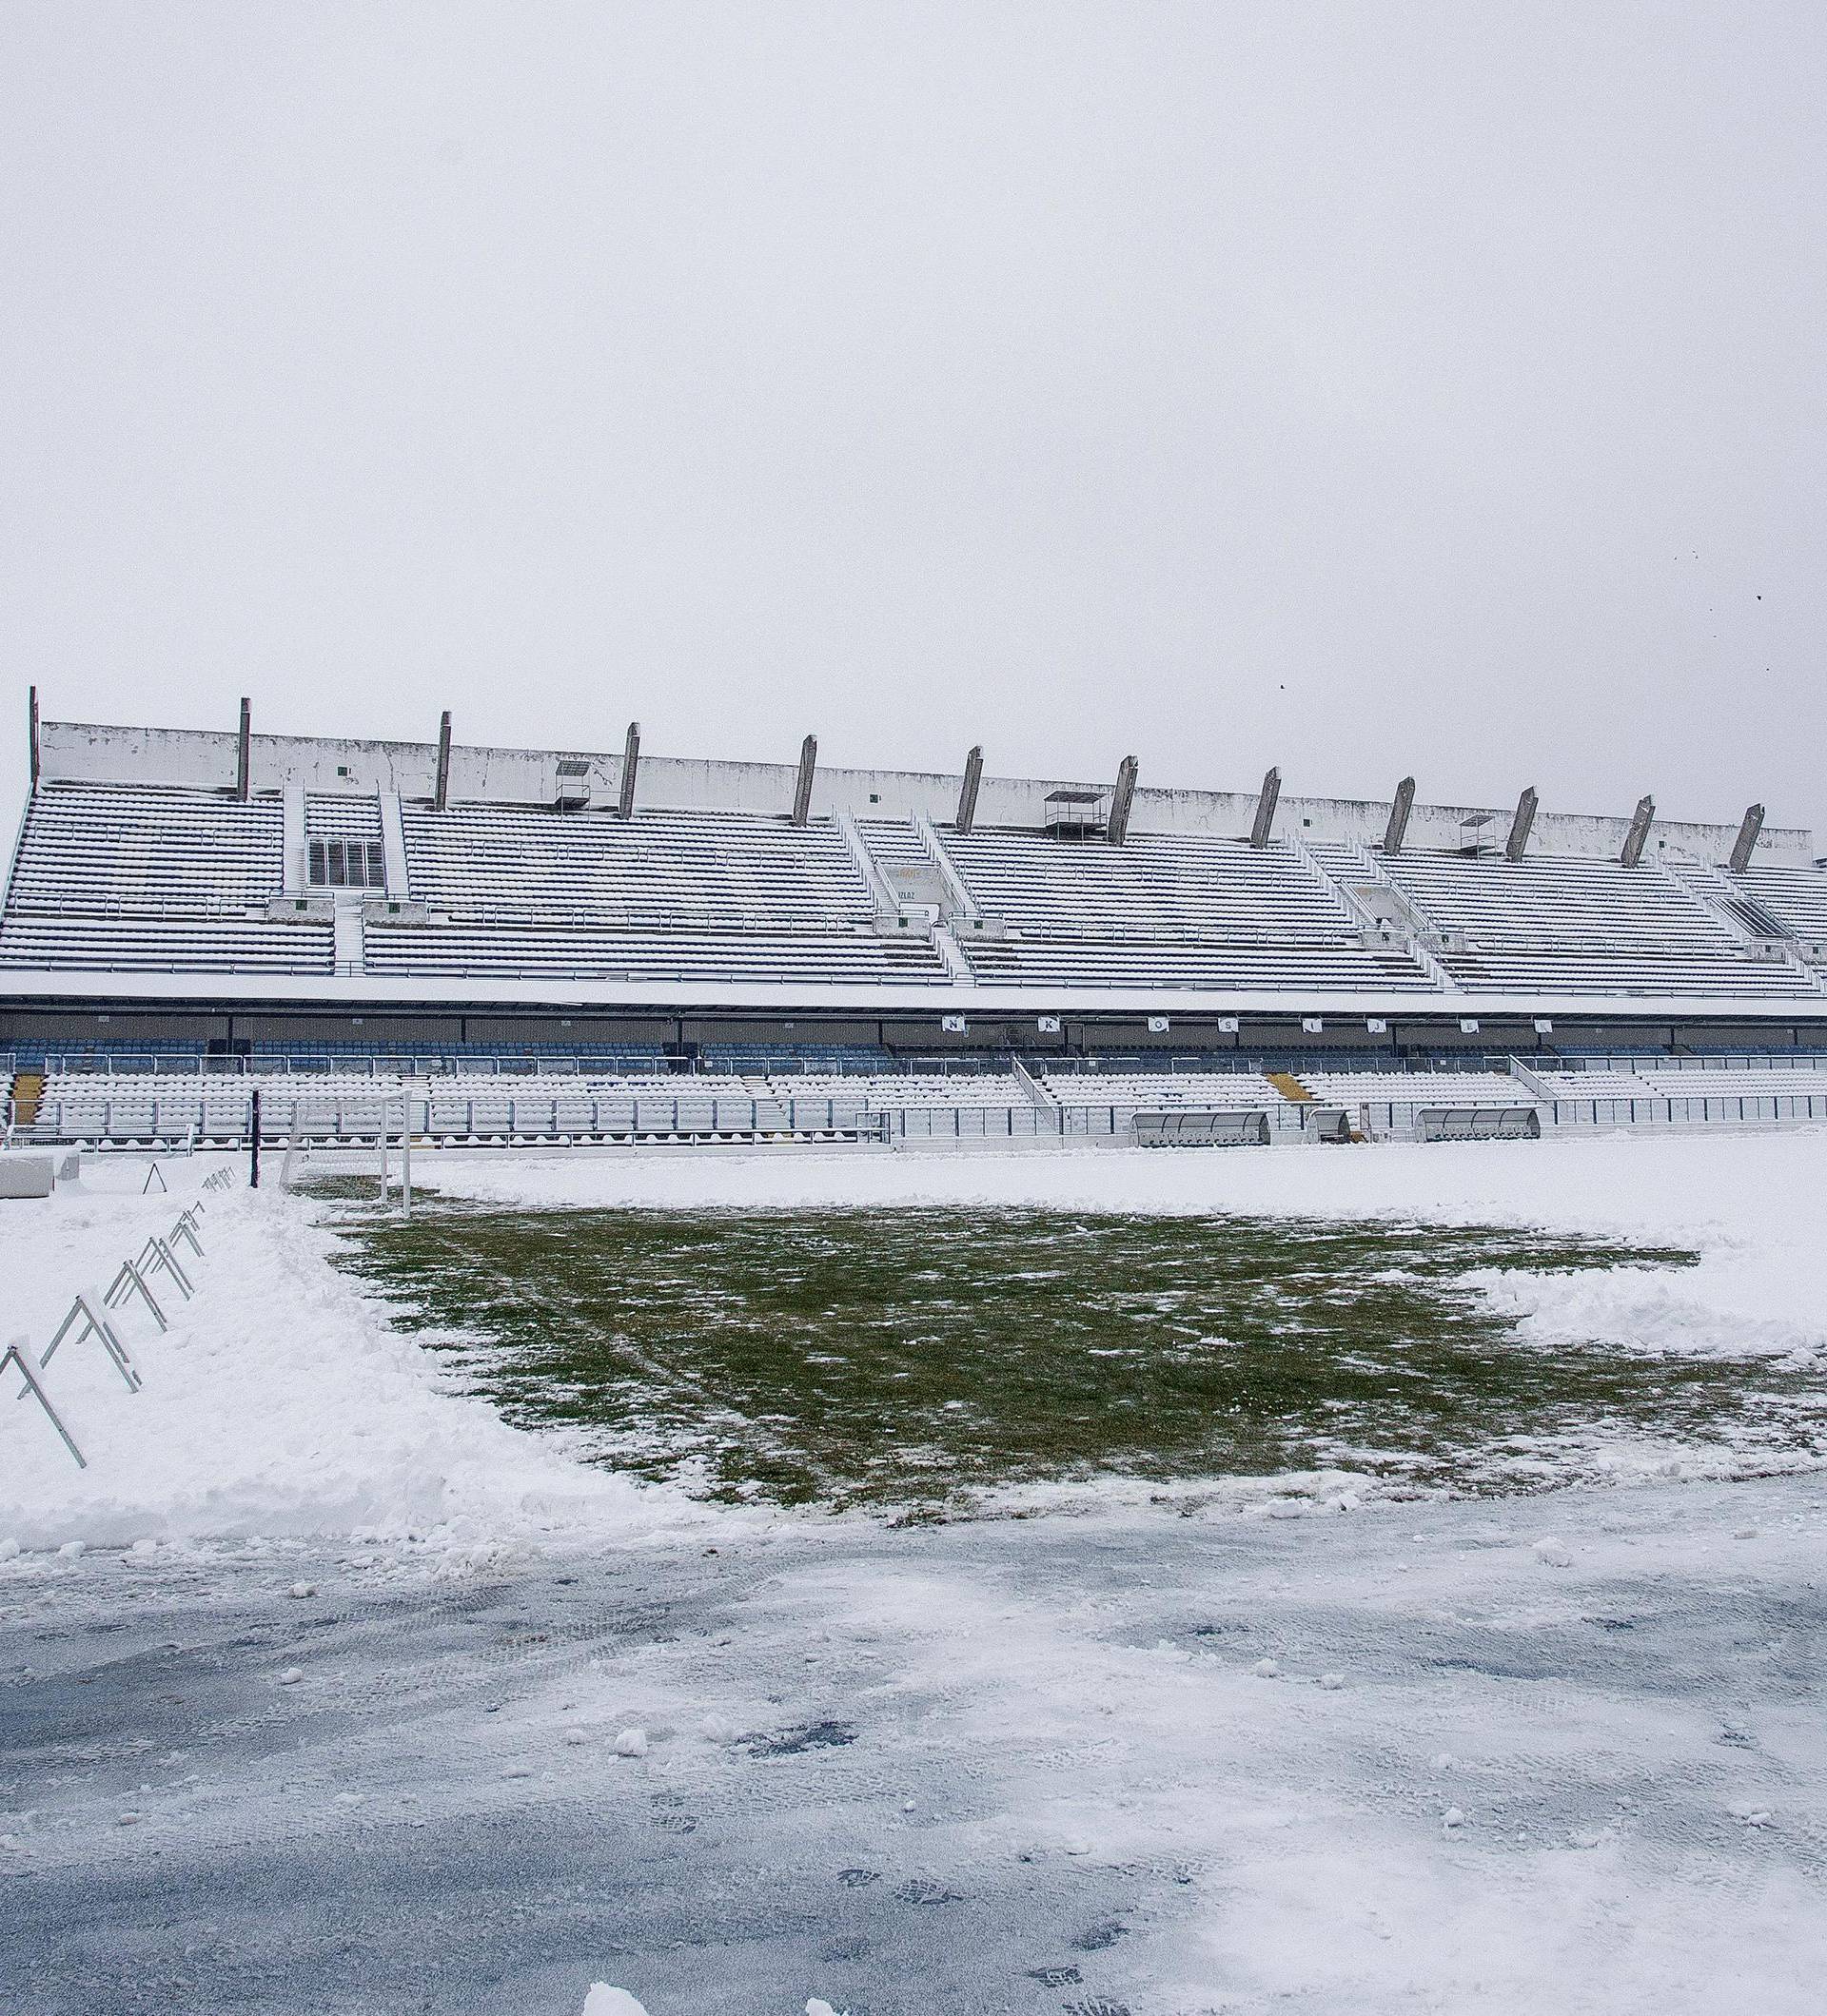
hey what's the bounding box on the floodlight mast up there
[618,722,640,819]
[1383,776,1415,855]
[1249,767,1280,849]
[955,746,983,835]
[28,684,40,793]
[791,734,817,826]
[434,712,452,811]
[1728,803,1764,874]
[1506,787,1539,861]
[1620,794,1656,868]
[1107,755,1138,845]
[235,697,252,801]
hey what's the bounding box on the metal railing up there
[6,1197,220,1471]
[1361,1092,1827,1139]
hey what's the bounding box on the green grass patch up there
[313,1197,1827,1514]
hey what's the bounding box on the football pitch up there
[326,1195,1821,1511]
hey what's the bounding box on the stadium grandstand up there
[7,695,1827,1147]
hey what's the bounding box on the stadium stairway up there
[10,1071,43,1127]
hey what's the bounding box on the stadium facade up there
[6,701,1827,1067]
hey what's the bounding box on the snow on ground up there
[6,1130,1827,1552]
[0,1156,722,1555]
[4,1470,1824,2013]
[4,1131,1827,2011]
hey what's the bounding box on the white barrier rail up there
[5,1200,213,1470]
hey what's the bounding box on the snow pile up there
[0,1162,721,1553]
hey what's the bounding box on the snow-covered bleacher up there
[923,826,1436,991]
[0,912,332,973]
[958,936,1435,990]
[9,729,1827,1016]
[1039,1069,1283,1108]
[1538,1065,1827,1103]
[6,780,284,911]
[16,1068,817,1145]
[1293,1070,1539,1108]
[0,780,324,973]
[766,1073,1029,1109]
[934,829,1355,940]
[403,803,873,930]
[363,921,943,984]
[1733,864,1827,950]
[1364,849,1814,998]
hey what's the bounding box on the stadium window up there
[307,837,386,890]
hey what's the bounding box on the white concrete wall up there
[37,718,1814,864]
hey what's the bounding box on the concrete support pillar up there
[1728,803,1765,874]
[1621,794,1656,868]
[1505,787,1538,861]
[1382,776,1415,854]
[1249,767,1281,849]
[791,734,817,827]
[618,721,640,819]
[955,746,983,835]
[28,684,40,793]
[1107,755,1138,845]
[235,697,251,801]
[434,712,452,811]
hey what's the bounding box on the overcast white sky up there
[3,2,1823,850]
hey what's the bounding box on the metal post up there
[3,1341,85,1468]
[400,1098,411,1220]
[249,1088,261,1187]
[378,1102,389,1203]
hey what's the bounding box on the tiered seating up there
[890,824,1433,989]
[402,803,875,930]
[767,1073,1028,1108]
[363,922,947,984]
[1640,1067,1827,1098]
[0,912,330,973]
[5,780,284,912]
[351,802,952,984]
[1734,865,1827,949]
[958,937,1434,990]
[1533,1069,1682,1100]
[22,1069,765,1142]
[1297,1070,1538,1106]
[1368,850,1814,997]
[1040,1070,1283,1108]
[933,828,1354,939]
[306,793,383,841]
[0,781,329,972]
[1545,1066,1827,1102]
